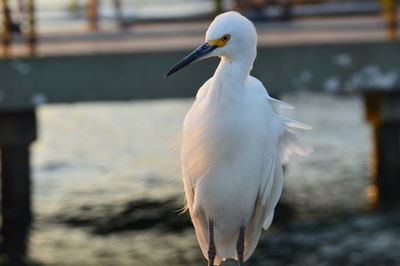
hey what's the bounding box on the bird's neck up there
[214,56,254,85]
[204,56,254,106]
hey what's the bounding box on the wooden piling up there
[381,0,398,40]
[1,0,11,57]
[0,110,37,262]
[214,0,223,16]
[26,0,36,56]
[87,0,98,31]
[364,90,400,207]
[112,0,124,29]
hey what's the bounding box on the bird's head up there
[166,11,257,77]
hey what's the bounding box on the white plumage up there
[167,11,311,265]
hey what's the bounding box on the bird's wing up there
[257,89,312,226]
[261,152,284,230]
[244,115,307,260]
[180,78,215,213]
[181,129,216,261]
[254,79,312,163]
[243,77,312,260]
[243,142,284,260]
[180,78,219,261]
[181,119,223,264]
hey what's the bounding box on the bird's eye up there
[221,34,231,42]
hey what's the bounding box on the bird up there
[166,11,311,266]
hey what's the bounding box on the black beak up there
[165,42,218,77]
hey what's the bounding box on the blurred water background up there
[29,93,378,266]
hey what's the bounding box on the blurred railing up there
[0,0,398,57]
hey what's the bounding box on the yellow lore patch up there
[207,34,231,47]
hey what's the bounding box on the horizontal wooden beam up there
[0,41,399,111]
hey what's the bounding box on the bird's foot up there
[236,227,245,266]
[208,220,216,266]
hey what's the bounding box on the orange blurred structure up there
[381,0,398,39]
[87,0,127,31]
[1,0,11,57]
[0,0,35,56]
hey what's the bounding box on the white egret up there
[166,11,311,266]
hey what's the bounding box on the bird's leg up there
[208,220,216,266]
[236,227,245,266]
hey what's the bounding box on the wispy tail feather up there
[267,96,294,111]
[279,129,313,164]
[283,117,312,130]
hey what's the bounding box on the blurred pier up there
[1,12,399,57]
[0,0,399,265]
[1,0,399,57]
